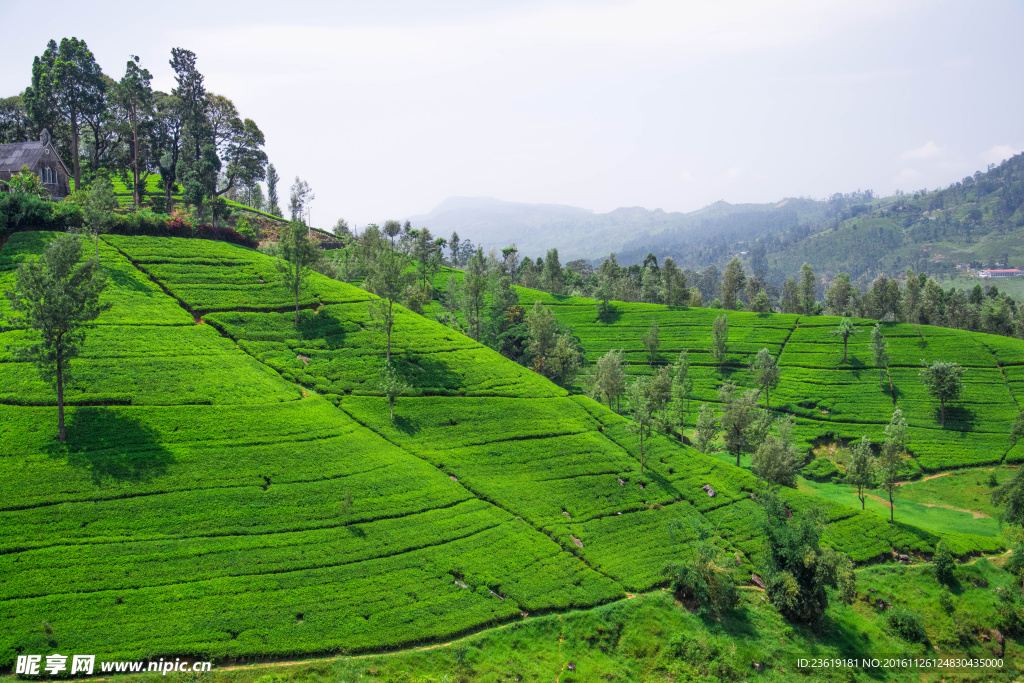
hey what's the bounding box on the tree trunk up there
[940,398,945,427]
[387,299,393,362]
[294,276,300,327]
[859,487,865,510]
[95,232,99,261]
[842,338,848,364]
[766,388,770,412]
[132,120,140,209]
[889,489,894,523]
[71,110,81,189]
[390,397,394,421]
[56,352,65,442]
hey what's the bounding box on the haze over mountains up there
[408,195,815,265]
[411,151,1024,285]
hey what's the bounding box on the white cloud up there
[900,141,945,161]
[724,166,743,180]
[981,144,1021,165]
[895,168,920,183]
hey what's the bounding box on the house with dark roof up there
[0,129,71,200]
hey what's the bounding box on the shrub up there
[933,540,956,586]
[662,539,739,616]
[802,457,840,482]
[885,605,926,642]
[938,588,956,614]
[51,198,84,229]
[938,618,976,648]
[235,215,256,240]
[0,192,53,235]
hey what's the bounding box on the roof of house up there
[982,269,1022,274]
[0,131,70,177]
[0,140,48,173]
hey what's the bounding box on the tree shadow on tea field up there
[45,407,175,485]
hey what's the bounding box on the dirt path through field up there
[866,494,894,509]
[896,471,953,486]
[921,502,990,519]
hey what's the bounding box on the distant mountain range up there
[408,196,821,265]
[409,153,1024,285]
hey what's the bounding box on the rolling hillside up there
[0,231,960,666]
[515,288,1024,471]
[418,267,1024,543]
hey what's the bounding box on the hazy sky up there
[2,0,1022,228]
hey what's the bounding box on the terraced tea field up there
[512,287,1024,472]
[0,233,999,665]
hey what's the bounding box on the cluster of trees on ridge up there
[0,37,325,244]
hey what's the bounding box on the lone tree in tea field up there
[919,359,967,427]
[80,175,117,261]
[710,313,728,373]
[869,323,889,389]
[377,361,409,421]
[830,317,858,364]
[641,319,660,365]
[4,234,109,441]
[719,382,760,467]
[749,347,781,411]
[671,350,693,442]
[878,409,908,523]
[627,376,656,471]
[365,245,413,362]
[693,403,717,453]
[592,348,626,412]
[845,436,876,510]
[751,415,798,488]
[276,221,320,326]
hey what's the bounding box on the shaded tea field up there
[0,234,996,664]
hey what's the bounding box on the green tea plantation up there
[0,233,1008,671]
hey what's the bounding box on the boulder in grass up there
[751,573,766,589]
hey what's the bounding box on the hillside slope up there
[514,288,1024,470]
[0,233,975,663]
